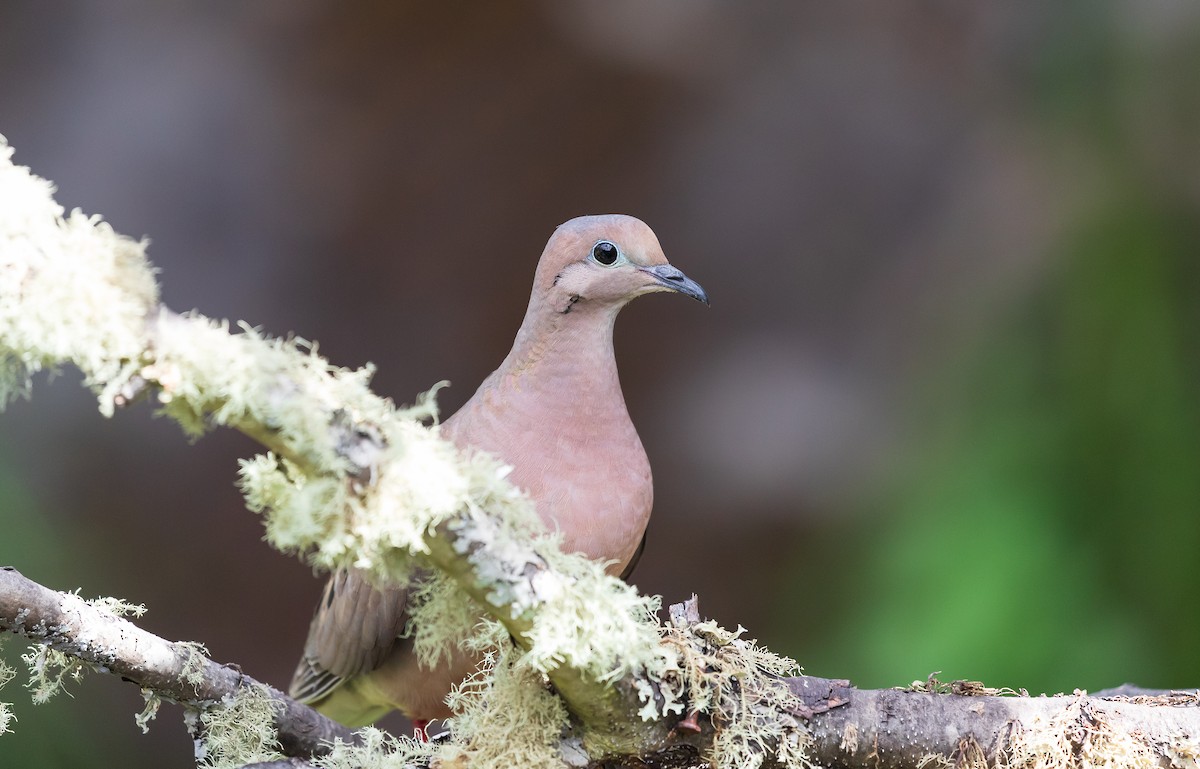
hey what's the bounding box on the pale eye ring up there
[591,240,620,266]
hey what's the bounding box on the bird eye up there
[591,240,620,266]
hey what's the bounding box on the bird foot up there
[413,718,430,742]
[675,710,702,734]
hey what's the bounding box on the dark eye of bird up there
[592,241,619,266]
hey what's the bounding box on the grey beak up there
[641,264,710,305]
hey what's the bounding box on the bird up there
[289,214,708,733]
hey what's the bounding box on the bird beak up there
[639,265,710,305]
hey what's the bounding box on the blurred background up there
[3,1,1200,766]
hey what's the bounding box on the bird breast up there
[442,365,652,573]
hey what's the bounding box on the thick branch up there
[6,567,1200,768]
[789,676,1200,769]
[0,567,355,760]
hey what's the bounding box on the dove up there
[289,214,708,732]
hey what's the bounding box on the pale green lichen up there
[662,620,813,769]
[135,688,161,734]
[240,453,351,559]
[176,640,210,691]
[410,482,669,690]
[195,684,284,769]
[238,418,538,584]
[441,643,571,769]
[0,646,15,735]
[524,545,667,685]
[149,315,397,457]
[314,726,436,769]
[406,571,487,670]
[22,644,85,705]
[317,633,597,769]
[88,595,147,619]
[0,135,158,411]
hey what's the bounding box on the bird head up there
[535,214,708,315]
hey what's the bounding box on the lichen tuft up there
[313,726,436,769]
[176,640,210,691]
[88,595,147,618]
[0,647,15,735]
[22,643,85,705]
[523,545,667,685]
[0,136,159,412]
[135,689,162,734]
[661,619,813,769]
[407,571,487,670]
[195,684,284,769]
[442,642,571,769]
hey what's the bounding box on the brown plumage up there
[289,214,707,726]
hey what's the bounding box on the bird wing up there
[288,568,410,704]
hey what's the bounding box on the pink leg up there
[413,718,430,742]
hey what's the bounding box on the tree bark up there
[787,675,1200,769]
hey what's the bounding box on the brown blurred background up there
[3,2,1200,766]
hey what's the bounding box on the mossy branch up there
[0,567,355,761]
[4,570,1200,769]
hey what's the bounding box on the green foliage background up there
[775,7,1200,693]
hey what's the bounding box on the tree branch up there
[787,675,1200,769]
[5,569,1200,768]
[0,566,355,760]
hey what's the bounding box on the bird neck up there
[495,302,625,405]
